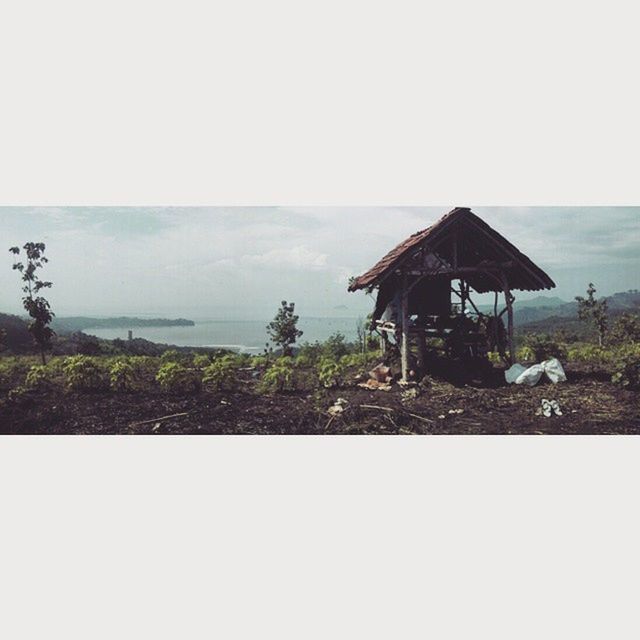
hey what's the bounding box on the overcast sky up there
[1,207,638,319]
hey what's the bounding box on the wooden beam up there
[401,273,410,382]
[464,217,547,288]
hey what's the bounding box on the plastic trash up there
[505,363,527,384]
[542,358,567,384]
[505,357,568,387]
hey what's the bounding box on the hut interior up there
[348,208,556,382]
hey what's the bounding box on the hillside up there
[516,290,640,337]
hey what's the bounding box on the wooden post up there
[417,328,427,374]
[501,276,515,365]
[401,274,410,382]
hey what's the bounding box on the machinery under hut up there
[348,207,556,382]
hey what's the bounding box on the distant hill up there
[0,313,32,353]
[52,316,195,333]
[516,290,640,337]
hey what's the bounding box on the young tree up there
[267,301,303,356]
[575,283,608,347]
[9,242,55,364]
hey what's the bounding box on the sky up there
[1,206,639,319]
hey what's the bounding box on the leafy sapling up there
[9,242,55,365]
[266,301,303,357]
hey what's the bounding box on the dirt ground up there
[1,365,639,435]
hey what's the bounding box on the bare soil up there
[1,365,638,435]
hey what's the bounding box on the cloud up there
[241,245,328,269]
[0,206,638,317]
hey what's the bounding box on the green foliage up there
[266,301,303,356]
[24,365,51,389]
[62,355,107,391]
[9,242,55,364]
[316,356,344,388]
[566,344,614,367]
[322,332,349,360]
[575,283,609,347]
[295,353,312,367]
[611,345,640,389]
[109,359,137,392]
[610,313,640,345]
[521,333,567,362]
[155,362,201,393]
[193,353,214,369]
[251,355,268,368]
[297,341,323,364]
[160,349,182,363]
[202,355,240,391]
[260,356,296,393]
[487,351,504,365]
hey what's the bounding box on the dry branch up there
[130,412,190,427]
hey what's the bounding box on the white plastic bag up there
[505,358,568,386]
[515,364,545,387]
[505,364,527,384]
[542,358,567,384]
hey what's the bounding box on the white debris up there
[328,398,349,417]
[505,358,567,387]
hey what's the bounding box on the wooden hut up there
[348,208,555,382]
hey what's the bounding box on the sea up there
[86,317,363,353]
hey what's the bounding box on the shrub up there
[0,357,31,388]
[566,344,614,368]
[25,365,51,389]
[156,362,201,393]
[160,349,182,364]
[322,332,349,360]
[521,333,567,362]
[109,359,137,392]
[62,355,107,391]
[251,355,268,368]
[317,356,345,388]
[295,353,312,368]
[202,356,239,392]
[610,313,640,345]
[193,354,213,369]
[260,357,296,393]
[611,348,640,389]
[297,341,323,364]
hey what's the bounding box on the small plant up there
[156,362,201,393]
[260,356,296,393]
[611,348,640,389]
[251,355,268,368]
[193,354,213,369]
[62,355,107,391]
[521,333,567,362]
[202,356,239,392]
[25,364,51,389]
[160,349,182,364]
[109,359,137,392]
[7,385,30,403]
[317,356,344,388]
